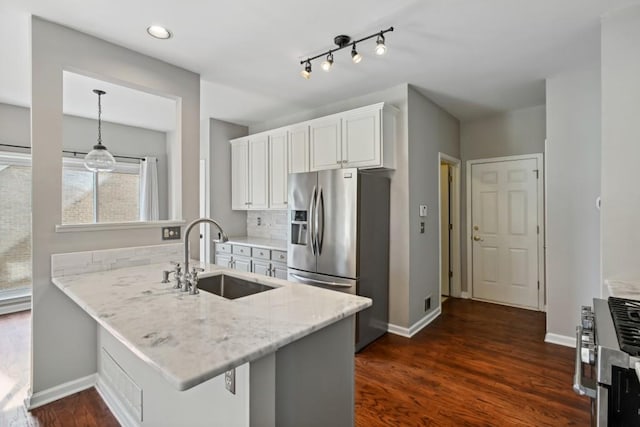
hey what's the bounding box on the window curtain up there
[139,156,159,221]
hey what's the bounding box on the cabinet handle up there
[336,160,341,164]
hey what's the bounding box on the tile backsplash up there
[51,243,182,277]
[247,210,287,240]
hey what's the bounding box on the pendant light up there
[84,89,116,172]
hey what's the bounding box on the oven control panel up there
[581,306,596,365]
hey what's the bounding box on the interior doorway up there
[438,153,461,308]
[466,154,545,310]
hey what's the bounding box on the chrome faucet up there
[182,217,229,294]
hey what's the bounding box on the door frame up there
[438,153,461,304]
[465,153,545,310]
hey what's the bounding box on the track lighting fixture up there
[375,34,387,55]
[321,52,334,71]
[351,45,362,63]
[300,61,312,79]
[299,26,393,79]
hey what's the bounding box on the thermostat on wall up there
[419,205,428,217]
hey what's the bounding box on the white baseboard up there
[95,375,139,427]
[0,290,31,316]
[25,373,96,410]
[387,307,442,338]
[460,291,471,299]
[545,333,576,348]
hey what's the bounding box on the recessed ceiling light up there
[147,25,172,40]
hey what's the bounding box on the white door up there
[269,130,288,209]
[471,158,540,309]
[341,107,381,168]
[231,140,249,210]
[288,125,310,174]
[248,135,269,209]
[310,116,341,171]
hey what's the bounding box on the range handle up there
[573,326,597,398]
[290,273,352,288]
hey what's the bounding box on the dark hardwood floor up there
[355,298,590,426]
[1,299,589,426]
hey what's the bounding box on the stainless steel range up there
[574,297,640,426]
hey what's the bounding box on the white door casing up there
[440,163,450,297]
[469,155,542,310]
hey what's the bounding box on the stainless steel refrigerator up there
[287,168,389,351]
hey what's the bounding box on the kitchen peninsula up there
[51,244,370,427]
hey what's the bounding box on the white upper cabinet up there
[231,139,249,210]
[288,125,309,174]
[310,116,342,171]
[341,106,381,168]
[248,134,269,210]
[230,134,268,210]
[269,130,288,210]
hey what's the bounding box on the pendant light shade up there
[84,89,116,172]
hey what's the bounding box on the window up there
[62,158,140,224]
[0,153,32,293]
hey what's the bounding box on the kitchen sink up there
[197,274,275,300]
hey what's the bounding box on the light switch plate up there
[225,369,236,394]
[419,205,428,217]
[162,226,181,240]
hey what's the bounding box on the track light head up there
[321,52,334,71]
[300,61,312,79]
[375,34,387,55]
[351,45,362,64]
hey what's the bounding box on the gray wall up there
[546,63,601,339]
[30,17,199,394]
[601,5,640,285]
[0,102,30,146]
[208,118,248,238]
[459,105,546,291]
[407,86,460,325]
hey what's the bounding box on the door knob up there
[473,235,483,242]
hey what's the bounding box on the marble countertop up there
[606,279,640,301]
[52,262,370,391]
[223,236,287,251]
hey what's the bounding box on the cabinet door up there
[342,107,381,168]
[271,262,288,279]
[231,139,249,210]
[232,256,252,272]
[252,260,271,276]
[269,130,288,209]
[215,253,231,268]
[249,135,269,209]
[310,117,342,171]
[288,125,309,174]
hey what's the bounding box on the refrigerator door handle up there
[316,187,324,255]
[309,186,317,255]
[290,273,352,288]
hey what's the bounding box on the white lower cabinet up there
[215,243,287,278]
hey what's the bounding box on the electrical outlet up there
[425,296,431,311]
[420,222,425,234]
[225,369,236,394]
[162,226,181,240]
[257,217,262,226]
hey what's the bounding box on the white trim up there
[465,153,545,311]
[55,219,185,233]
[460,291,471,299]
[0,298,30,315]
[437,153,462,305]
[0,150,32,166]
[387,307,442,338]
[25,374,96,410]
[544,333,576,348]
[95,375,140,427]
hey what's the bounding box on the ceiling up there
[1,0,637,127]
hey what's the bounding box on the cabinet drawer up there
[215,243,232,254]
[232,245,251,256]
[272,250,287,263]
[252,247,271,260]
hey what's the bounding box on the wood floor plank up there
[355,298,590,426]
